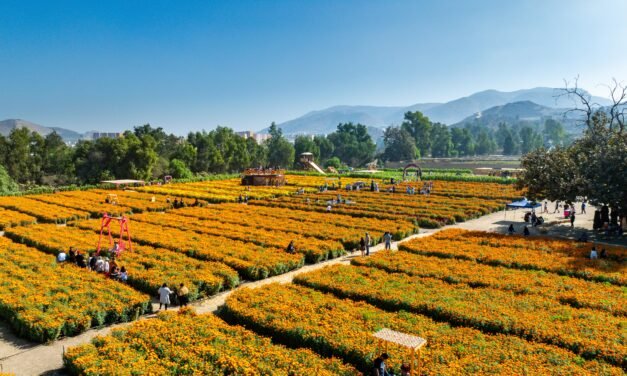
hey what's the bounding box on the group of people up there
[237,194,249,204]
[57,246,128,282]
[589,246,609,260]
[166,197,201,209]
[157,282,190,310]
[372,352,411,376]
[358,231,393,256]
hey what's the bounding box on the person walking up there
[158,283,173,310]
[359,237,366,257]
[177,283,189,307]
[554,200,560,214]
[543,201,548,214]
[570,211,576,228]
[384,231,392,250]
[365,232,371,256]
[581,201,587,214]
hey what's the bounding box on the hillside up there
[0,119,83,142]
[267,87,610,135]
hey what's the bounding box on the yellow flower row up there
[353,250,626,316]
[71,219,304,280]
[401,229,626,285]
[0,207,37,230]
[64,308,359,376]
[295,264,626,367]
[0,196,89,223]
[5,224,239,300]
[223,283,622,375]
[0,237,150,342]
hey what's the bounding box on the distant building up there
[91,132,122,140]
[236,130,271,144]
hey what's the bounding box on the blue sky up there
[1,0,626,134]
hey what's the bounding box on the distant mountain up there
[451,101,581,131]
[0,119,83,142]
[265,87,611,136]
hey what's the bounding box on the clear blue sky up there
[1,0,625,134]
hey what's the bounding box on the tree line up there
[380,112,568,162]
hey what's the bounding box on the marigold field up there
[0,175,625,375]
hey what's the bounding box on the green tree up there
[401,111,432,157]
[169,158,194,179]
[6,128,32,183]
[324,157,341,169]
[450,128,475,156]
[430,123,453,157]
[313,135,334,161]
[42,132,72,179]
[293,135,320,166]
[245,137,267,168]
[519,126,544,154]
[502,134,518,155]
[474,129,497,155]
[381,126,417,162]
[265,123,295,168]
[543,119,566,147]
[327,122,376,167]
[0,164,18,193]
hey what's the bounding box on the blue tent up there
[506,199,541,209]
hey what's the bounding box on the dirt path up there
[0,203,609,375]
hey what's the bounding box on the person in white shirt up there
[57,251,67,263]
[158,283,173,310]
[590,246,598,260]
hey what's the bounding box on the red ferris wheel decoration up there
[96,213,133,257]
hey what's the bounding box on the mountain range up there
[268,87,611,135]
[0,119,84,142]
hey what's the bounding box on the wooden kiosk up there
[241,169,286,186]
[372,328,427,375]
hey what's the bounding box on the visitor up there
[581,201,587,214]
[68,247,76,263]
[119,266,129,282]
[543,201,548,214]
[590,246,598,260]
[600,248,607,259]
[193,198,200,207]
[554,200,560,214]
[359,237,366,257]
[365,232,371,256]
[384,231,392,250]
[76,251,87,268]
[158,283,173,310]
[244,195,249,204]
[373,353,392,376]
[57,249,67,263]
[109,265,120,280]
[523,225,530,236]
[95,256,105,272]
[89,253,97,270]
[238,194,243,203]
[286,240,296,254]
[173,198,179,209]
[531,212,538,227]
[177,283,189,307]
[371,180,375,191]
[508,224,515,234]
[570,212,576,228]
[400,363,411,376]
[103,258,111,274]
[327,205,332,212]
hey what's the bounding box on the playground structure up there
[366,159,378,171]
[164,175,173,184]
[402,163,423,181]
[299,152,326,174]
[96,213,133,257]
[241,168,287,186]
[372,328,427,376]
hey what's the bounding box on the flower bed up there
[64,308,358,376]
[0,208,37,229]
[0,196,89,223]
[5,224,239,300]
[400,229,626,285]
[294,265,626,367]
[0,237,150,342]
[222,283,621,375]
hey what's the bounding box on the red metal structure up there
[96,213,133,257]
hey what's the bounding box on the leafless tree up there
[557,76,626,134]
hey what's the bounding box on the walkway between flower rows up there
[0,204,597,375]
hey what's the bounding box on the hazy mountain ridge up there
[0,119,83,142]
[267,87,611,135]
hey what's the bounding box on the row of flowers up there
[64,307,358,376]
[130,211,346,263]
[0,196,90,223]
[61,189,172,212]
[177,203,417,241]
[0,237,150,343]
[4,224,239,300]
[0,207,37,230]
[401,229,626,285]
[221,283,622,375]
[294,264,626,367]
[353,250,626,316]
[71,219,305,280]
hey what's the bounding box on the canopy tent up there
[100,179,146,187]
[506,199,541,209]
[372,328,427,376]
